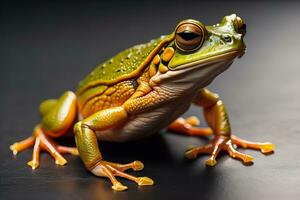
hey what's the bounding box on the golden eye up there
[175,19,206,52]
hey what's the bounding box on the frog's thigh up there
[41,91,77,137]
[74,106,128,169]
[39,99,57,116]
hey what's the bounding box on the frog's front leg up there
[10,91,79,169]
[74,106,153,191]
[184,88,275,166]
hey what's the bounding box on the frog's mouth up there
[150,48,245,87]
[173,48,245,81]
[169,48,245,71]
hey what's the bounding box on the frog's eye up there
[175,20,206,52]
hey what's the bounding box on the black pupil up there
[177,30,200,40]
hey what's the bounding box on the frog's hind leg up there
[10,91,79,169]
[27,125,78,169]
[10,136,35,155]
[168,116,213,136]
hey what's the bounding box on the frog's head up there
[151,14,246,90]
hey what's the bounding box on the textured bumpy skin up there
[76,35,174,95]
[10,14,275,192]
[78,80,137,118]
[77,34,174,118]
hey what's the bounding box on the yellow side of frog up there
[10,14,274,191]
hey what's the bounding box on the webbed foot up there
[91,160,153,191]
[10,125,79,169]
[185,135,275,166]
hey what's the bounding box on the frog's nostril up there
[240,23,247,36]
[234,16,246,36]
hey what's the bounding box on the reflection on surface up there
[50,133,170,200]
[49,131,223,200]
[2,1,300,199]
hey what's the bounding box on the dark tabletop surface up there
[1,0,300,199]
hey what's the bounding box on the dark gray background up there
[1,0,300,199]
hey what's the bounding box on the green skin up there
[169,16,245,68]
[11,14,274,192]
[77,14,244,92]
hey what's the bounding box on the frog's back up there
[76,35,173,94]
[76,34,174,118]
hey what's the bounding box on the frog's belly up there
[95,96,192,142]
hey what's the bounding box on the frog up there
[10,14,275,191]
